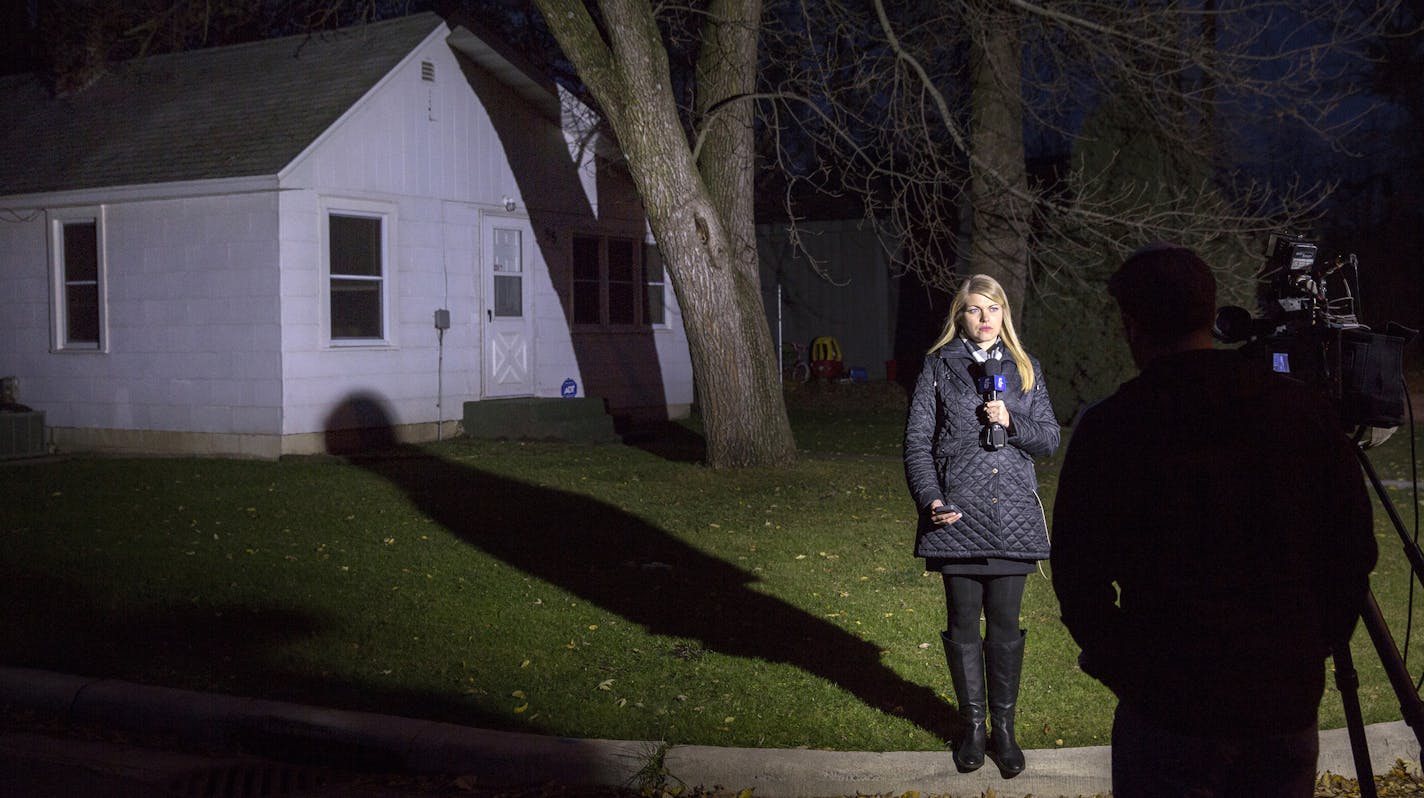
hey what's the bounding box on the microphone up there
[977,359,1007,451]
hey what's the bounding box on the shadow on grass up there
[330,393,961,746]
[615,417,707,463]
[0,569,327,682]
[0,566,523,768]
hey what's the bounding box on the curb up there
[1,666,1416,797]
[664,744,1116,796]
[0,668,653,788]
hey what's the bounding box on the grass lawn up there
[1,382,1421,754]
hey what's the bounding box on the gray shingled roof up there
[0,12,445,197]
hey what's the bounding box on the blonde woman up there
[902,274,1060,778]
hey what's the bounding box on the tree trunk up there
[533,0,796,468]
[690,0,796,468]
[967,2,1030,311]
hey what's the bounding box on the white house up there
[0,12,694,458]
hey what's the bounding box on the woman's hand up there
[929,501,961,525]
[982,399,1011,430]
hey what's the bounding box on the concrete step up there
[461,397,621,444]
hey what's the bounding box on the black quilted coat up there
[903,343,1060,560]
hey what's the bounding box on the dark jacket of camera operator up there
[903,345,1059,560]
[1051,249,1377,739]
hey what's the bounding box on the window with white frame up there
[50,210,104,351]
[643,242,666,326]
[327,211,386,342]
[571,233,666,328]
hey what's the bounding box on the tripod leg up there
[1358,590,1424,758]
[1333,641,1379,798]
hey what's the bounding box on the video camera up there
[1213,233,1415,446]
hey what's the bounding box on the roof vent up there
[421,61,435,82]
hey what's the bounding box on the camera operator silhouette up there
[1051,243,1377,797]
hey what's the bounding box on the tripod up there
[1332,446,1424,798]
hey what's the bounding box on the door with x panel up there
[481,217,536,398]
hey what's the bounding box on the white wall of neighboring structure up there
[757,219,899,381]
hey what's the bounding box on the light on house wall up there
[502,196,517,212]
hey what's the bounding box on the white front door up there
[482,216,535,398]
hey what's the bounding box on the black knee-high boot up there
[984,630,1026,777]
[942,631,986,772]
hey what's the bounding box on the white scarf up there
[961,336,1004,364]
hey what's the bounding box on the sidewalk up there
[1,666,1417,797]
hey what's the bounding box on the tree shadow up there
[612,416,707,463]
[329,394,961,745]
[0,570,327,685]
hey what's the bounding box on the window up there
[643,243,666,326]
[491,227,523,318]
[606,238,637,325]
[50,210,105,351]
[572,235,601,325]
[571,234,666,328]
[328,212,386,341]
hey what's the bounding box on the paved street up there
[0,730,642,798]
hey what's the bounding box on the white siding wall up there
[277,33,511,438]
[654,319,695,408]
[278,187,478,437]
[0,192,284,447]
[0,216,49,369]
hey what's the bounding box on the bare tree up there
[489,0,1412,437]
[532,0,797,468]
[35,0,397,94]
[760,0,1408,307]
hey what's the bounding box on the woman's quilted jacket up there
[902,345,1060,560]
